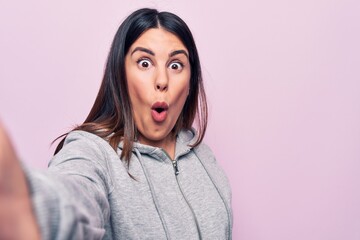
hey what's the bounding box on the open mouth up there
[154,107,165,113]
[151,102,169,111]
[151,102,169,122]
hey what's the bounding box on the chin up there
[140,128,173,143]
[149,132,170,141]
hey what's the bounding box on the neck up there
[138,133,176,160]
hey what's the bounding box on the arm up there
[26,131,114,240]
[0,122,40,240]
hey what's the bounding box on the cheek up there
[172,79,190,110]
[127,72,152,108]
[128,82,150,128]
[128,84,143,105]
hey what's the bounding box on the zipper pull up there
[172,160,179,175]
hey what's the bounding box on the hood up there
[118,128,198,161]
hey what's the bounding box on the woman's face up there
[125,28,191,147]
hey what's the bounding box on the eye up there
[169,62,183,71]
[137,58,152,69]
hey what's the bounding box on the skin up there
[125,28,191,159]
[0,121,40,240]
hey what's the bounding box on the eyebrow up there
[131,47,189,59]
[131,47,155,56]
[169,49,189,59]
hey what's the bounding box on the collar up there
[117,128,197,161]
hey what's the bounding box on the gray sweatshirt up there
[27,129,232,239]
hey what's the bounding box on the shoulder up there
[52,130,120,169]
[192,142,217,164]
[51,130,117,193]
[192,142,232,200]
[63,130,117,156]
[65,130,110,146]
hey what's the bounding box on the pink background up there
[1,0,360,239]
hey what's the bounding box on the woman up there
[0,8,232,239]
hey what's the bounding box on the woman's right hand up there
[0,122,41,240]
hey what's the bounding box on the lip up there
[151,101,169,123]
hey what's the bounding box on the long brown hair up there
[54,8,208,164]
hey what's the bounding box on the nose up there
[155,68,169,92]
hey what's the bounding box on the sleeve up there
[24,131,114,240]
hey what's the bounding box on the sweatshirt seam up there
[74,131,115,194]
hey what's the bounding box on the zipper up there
[170,161,202,238]
[172,160,179,175]
[160,149,202,239]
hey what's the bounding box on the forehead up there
[129,28,187,53]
